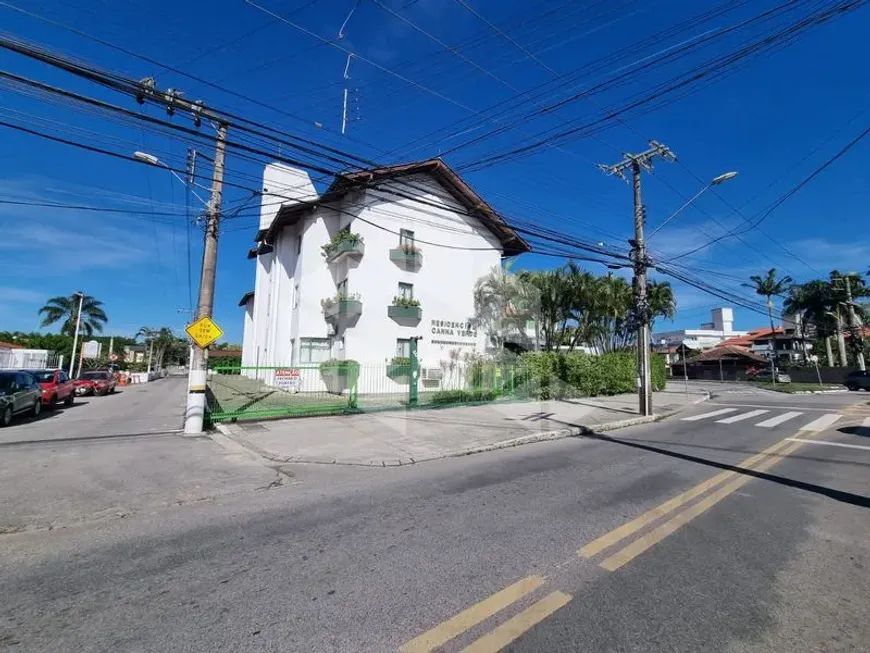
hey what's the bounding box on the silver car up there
[0,371,43,426]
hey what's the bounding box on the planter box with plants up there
[321,229,364,264]
[386,356,412,382]
[389,243,423,269]
[321,293,363,322]
[387,296,422,320]
[319,359,360,395]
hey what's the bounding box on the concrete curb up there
[212,392,710,468]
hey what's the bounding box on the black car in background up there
[0,370,43,426]
[844,370,870,391]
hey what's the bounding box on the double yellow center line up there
[580,436,806,571]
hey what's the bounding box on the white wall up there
[244,168,507,394]
[340,176,499,370]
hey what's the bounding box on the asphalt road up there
[2,387,868,652]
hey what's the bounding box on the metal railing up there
[0,351,60,370]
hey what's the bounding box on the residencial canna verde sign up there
[430,319,479,347]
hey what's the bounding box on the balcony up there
[321,293,363,325]
[389,244,423,271]
[388,298,422,325]
[322,231,364,265]
[386,357,411,383]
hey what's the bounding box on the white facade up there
[654,307,747,350]
[241,161,525,392]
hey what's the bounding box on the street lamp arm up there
[133,150,209,208]
[647,171,738,240]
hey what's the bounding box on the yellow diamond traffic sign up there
[186,316,224,349]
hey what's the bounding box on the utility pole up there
[843,275,866,371]
[186,121,228,433]
[599,141,676,416]
[69,291,84,378]
[132,79,228,433]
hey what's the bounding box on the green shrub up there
[208,356,241,371]
[319,359,360,375]
[391,296,421,307]
[390,356,411,366]
[517,350,665,399]
[430,388,497,405]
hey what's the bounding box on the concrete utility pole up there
[132,79,228,433]
[186,121,228,433]
[599,141,676,416]
[68,291,84,378]
[842,275,866,371]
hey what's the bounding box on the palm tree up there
[647,280,677,327]
[38,294,108,336]
[744,269,793,364]
[474,263,538,352]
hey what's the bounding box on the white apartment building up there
[653,307,747,351]
[240,159,529,390]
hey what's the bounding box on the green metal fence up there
[205,361,524,423]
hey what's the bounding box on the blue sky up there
[1,0,869,342]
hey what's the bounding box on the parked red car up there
[74,370,117,396]
[25,368,76,408]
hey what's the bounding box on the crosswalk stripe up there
[756,411,803,428]
[716,409,769,424]
[681,408,738,422]
[799,413,841,432]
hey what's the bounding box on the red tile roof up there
[0,340,23,349]
[719,327,784,347]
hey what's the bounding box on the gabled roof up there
[720,327,784,347]
[690,344,767,362]
[257,158,531,257]
[0,340,22,349]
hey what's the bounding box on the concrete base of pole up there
[184,369,208,434]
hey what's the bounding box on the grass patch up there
[755,382,843,393]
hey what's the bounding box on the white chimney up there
[259,163,319,231]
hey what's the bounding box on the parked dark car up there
[0,370,43,426]
[74,370,116,396]
[844,370,870,391]
[24,368,75,408]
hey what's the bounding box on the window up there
[399,229,415,247]
[59,371,69,383]
[396,338,411,358]
[398,282,413,300]
[300,338,331,364]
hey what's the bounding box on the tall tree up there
[743,269,793,363]
[38,294,108,336]
[473,263,537,352]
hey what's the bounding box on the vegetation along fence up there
[205,352,666,424]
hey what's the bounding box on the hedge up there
[517,351,666,400]
[429,388,498,405]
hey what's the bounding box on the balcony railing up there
[322,231,364,265]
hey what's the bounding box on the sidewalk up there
[216,384,710,466]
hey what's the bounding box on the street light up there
[647,171,739,239]
[69,291,84,378]
[133,151,209,207]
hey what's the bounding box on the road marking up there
[398,575,545,653]
[708,402,837,412]
[798,413,841,432]
[716,409,769,424]
[459,591,572,653]
[786,438,870,452]
[578,438,791,560]
[599,440,805,572]
[756,411,803,428]
[681,408,738,421]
